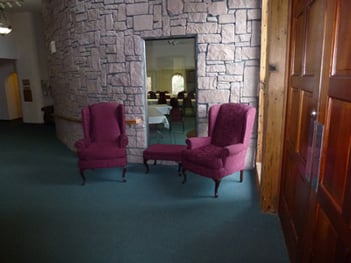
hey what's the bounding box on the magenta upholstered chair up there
[181,103,256,197]
[74,102,128,185]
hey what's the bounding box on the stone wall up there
[42,0,261,165]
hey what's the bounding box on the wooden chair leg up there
[214,179,221,198]
[80,169,86,185]
[122,167,127,182]
[239,170,244,182]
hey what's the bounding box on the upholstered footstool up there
[143,144,186,175]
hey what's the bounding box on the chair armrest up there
[222,143,246,157]
[117,134,129,148]
[74,139,90,150]
[186,137,211,149]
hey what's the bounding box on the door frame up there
[256,0,291,212]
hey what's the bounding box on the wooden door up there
[280,0,326,261]
[280,0,351,262]
[312,0,351,261]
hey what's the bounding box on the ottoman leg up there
[182,168,187,184]
[144,158,150,174]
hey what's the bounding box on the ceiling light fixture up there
[0,1,24,35]
[0,8,12,35]
[168,40,178,46]
[0,0,24,9]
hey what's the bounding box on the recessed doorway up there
[145,37,196,145]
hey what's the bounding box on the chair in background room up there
[148,91,157,99]
[169,97,179,108]
[187,90,196,99]
[181,103,256,197]
[169,107,185,132]
[182,96,195,116]
[74,102,128,185]
[158,92,168,104]
[177,91,185,99]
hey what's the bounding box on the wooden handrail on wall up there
[125,118,142,125]
[53,114,81,123]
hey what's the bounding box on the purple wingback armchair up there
[74,102,128,185]
[181,103,256,197]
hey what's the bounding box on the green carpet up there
[0,122,289,263]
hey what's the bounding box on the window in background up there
[147,76,152,92]
[172,73,184,95]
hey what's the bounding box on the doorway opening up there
[5,72,22,120]
[145,37,196,145]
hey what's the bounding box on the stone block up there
[226,62,244,75]
[126,3,149,16]
[187,22,218,34]
[235,10,247,34]
[130,61,143,86]
[207,64,226,73]
[188,13,207,23]
[208,44,235,61]
[198,89,230,104]
[134,15,153,31]
[208,1,228,16]
[242,47,260,60]
[197,34,221,44]
[228,0,261,9]
[251,21,261,46]
[197,76,217,90]
[171,26,186,36]
[184,2,207,13]
[167,0,184,16]
[219,14,235,24]
[109,63,126,73]
[243,66,259,97]
[248,9,261,20]
[222,24,235,43]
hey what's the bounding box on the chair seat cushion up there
[77,142,126,160]
[182,144,224,169]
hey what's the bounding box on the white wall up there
[0,11,51,123]
[0,20,17,59]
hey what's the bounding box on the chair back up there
[158,92,168,104]
[182,97,193,108]
[148,91,157,99]
[82,102,125,143]
[209,103,256,147]
[170,107,183,121]
[177,91,185,99]
[170,98,180,108]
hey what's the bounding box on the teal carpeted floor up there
[0,121,289,263]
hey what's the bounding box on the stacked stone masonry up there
[43,0,261,166]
